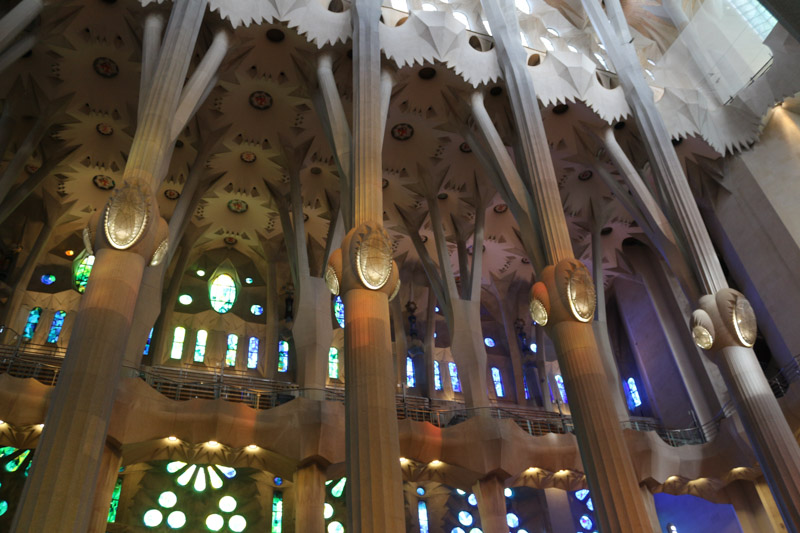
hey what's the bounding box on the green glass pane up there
[73,254,95,294]
[107,478,122,523]
[0,447,17,459]
[331,478,346,498]
[0,500,8,516]
[5,450,30,472]
[271,493,283,533]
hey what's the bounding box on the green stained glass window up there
[328,347,339,379]
[22,307,42,340]
[171,327,186,360]
[278,340,289,373]
[73,253,95,294]
[107,477,122,522]
[46,310,66,344]
[226,334,238,367]
[209,274,237,314]
[194,330,208,363]
[272,492,283,533]
[331,477,346,498]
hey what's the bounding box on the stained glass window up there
[209,274,237,314]
[278,340,289,372]
[334,296,345,328]
[406,356,416,387]
[46,310,66,343]
[418,501,429,533]
[626,377,642,408]
[225,334,238,367]
[555,374,567,403]
[331,477,346,498]
[328,347,339,379]
[107,477,122,523]
[144,327,153,355]
[448,362,462,393]
[192,330,207,363]
[523,375,530,400]
[458,511,473,526]
[248,337,259,369]
[40,274,55,285]
[73,253,95,293]
[491,367,504,397]
[433,361,442,390]
[484,337,495,347]
[272,492,283,533]
[170,327,185,360]
[22,307,42,340]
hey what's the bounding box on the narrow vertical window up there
[73,253,95,294]
[170,327,186,360]
[194,330,207,363]
[523,374,530,400]
[555,374,568,403]
[448,362,462,392]
[626,377,642,408]
[143,327,153,355]
[334,296,345,328]
[406,356,416,388]
[46,310,66,343]
[433,361,442,390]
[491,367,504,397]
[278,340,289,372]
[418,501,429,533]
[271,492,283,533]
[22,307,42,340]
[248,337,259,369]
[225,334,238,367]
[328,347,339,379]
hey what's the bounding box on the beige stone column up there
[473,476,509,533]
[0,0,42,55]
[12,1,209,530]
[88,441,122,533]
[726,480,785,533]
[584,0,800,526]
[293,463,326,532]
[534,328,553,411]
[477,0,656,529]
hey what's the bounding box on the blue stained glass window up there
[225,334,238,367]
[209,274,237,314]
[506,513,519,527]
[194,330,207,362]
[40,274,55,285]
[626,377,642,408]
[448,362,462,392]
[46,310,66,343]
[278,340,289,372]
[328,347,339,379]
[144,327,153,355]
[458,511,473,526]
[433,361,442,390]
[467,494,477,506]
[555,374,567,403]
[416,486,425,496]
[484,337,495,347]
[579,515,593,530]
[575,489,590,501]
[22,307,42,340]
[334,296,345,328]
[248,337,259,369]
[587,497,594,511]
[523,375,530,400]
[251,304,263,316]
[170,327,185,360]
[418,501,429,533]
[406,356,416,387]
[491,367,504,397]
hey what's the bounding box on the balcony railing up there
[0,343,719,447]
[769,354,800,398]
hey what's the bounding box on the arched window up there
[225,334,238,367]
[448,362,461,392]
[194,330,208,363]
[418,501,429,533]
[209,274,237,314]
[46,310,66,343]
[73,253,95,294]
[433,361,442,390]
[170,327,186,360]
[278,340,289,372]
[406,356,416,387]
[144,327,153,355]
[271,492,283,532]
[523,375,530,399]
[247,337,259,369]
[334,296,345,328]
[328,347,339,379]
[22,307,42,340]
[555,374,568,403]
[491,367,504,397]
[626,377,642,408]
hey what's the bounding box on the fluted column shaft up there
[87,442,122,533]
[473,476,510,533]
[0,0,42,53]
[294,463,326,532]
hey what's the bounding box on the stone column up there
[334,0,405,528]
[543,488,573,532]
[535,328,553,411]
[293,463,326,532]
[477,0,656,528]
[583,0,800,525]
[12,2,209,530]
[473,476,509,533]
[726,480,783,533]
[0,0,42,54]
[88,442,122,533]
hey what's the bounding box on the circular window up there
[167,510,186,529]
[143,509,163,527]
[205,514,224,531]
[228,515,247,532]
[219,496,237,512]
[484,337,495,347]
[178,294,192,305]
[158,491,177,508]
[458,511,474,526]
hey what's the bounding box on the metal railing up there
[0,343,721,447]
[769,354,800,398]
